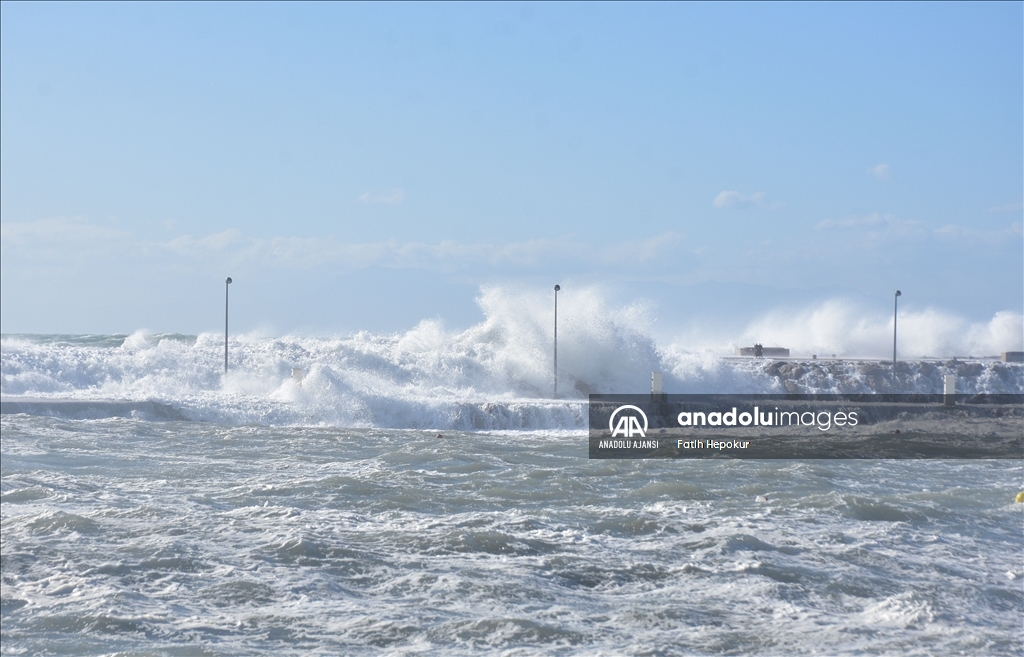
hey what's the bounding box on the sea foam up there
[2,288,1021,428]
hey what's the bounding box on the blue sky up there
[1,2,1021,346]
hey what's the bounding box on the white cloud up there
[809,213,937,255]
[0,217,129,244]
[0,218,136,264]
[152,230,686,273]
[358,189,405,204]
[713,190,767,209]
[815,212,923,235]
[933,221,1023,244]
[867,163,890,180]
[164,229,244,255]
[987,200,1023,213]
[816,213,1022,248]
[598,232,684,264]
[815,213,887,230]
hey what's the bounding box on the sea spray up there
[2,288,1021,428]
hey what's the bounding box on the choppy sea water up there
[3,414,1022,656]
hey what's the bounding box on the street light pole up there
[225,277,233,374]
[553,284,560,399]
[892,289,901,390]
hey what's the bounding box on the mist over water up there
[2,287,1021,429]
[736,301,1023,360]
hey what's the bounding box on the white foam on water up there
[2,287,1021,427]
[3,417,1023,655]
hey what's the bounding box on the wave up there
[2,288,1021,428]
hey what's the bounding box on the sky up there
[1,2,1022,352]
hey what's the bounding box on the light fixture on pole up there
[892,289,901,390]
[553,284,560,399]
[225,277,233,375]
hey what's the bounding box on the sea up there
[2,329,1023,656]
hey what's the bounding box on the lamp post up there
[892,289,901,390]
[225,277,233,374]
[553,284,560,399]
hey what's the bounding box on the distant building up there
[738,344,790,358]
[1002,351,1024,363]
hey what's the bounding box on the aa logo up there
[609,405,648,438]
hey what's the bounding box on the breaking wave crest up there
[2,288,1021,428]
